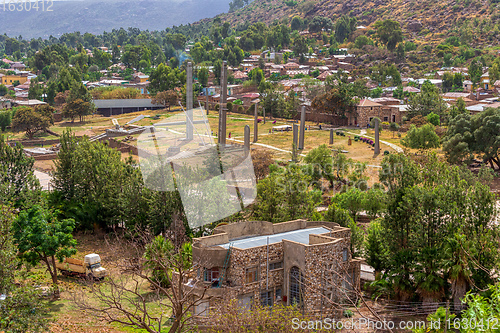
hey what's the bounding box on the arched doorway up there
[289,266,303,307]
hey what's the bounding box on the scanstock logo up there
[137,105,256,228]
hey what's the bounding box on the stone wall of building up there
[304,236,353,312]
[228,242,285,301]
[190,221,361,321]
[356,105,402,126]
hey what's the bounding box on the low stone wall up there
[33,153,58,160]
[9,138,60,147]
[298,111,349,125]
[101,137,146,156]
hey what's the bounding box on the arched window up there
[289,266,303,307]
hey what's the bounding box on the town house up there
[185,220,361,318]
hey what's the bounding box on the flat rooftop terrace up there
[219,227,331,249]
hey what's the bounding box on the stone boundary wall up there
[297,111,350,125]
[9,139,60,147]
[101,137,154,157]
[33,153,58,160]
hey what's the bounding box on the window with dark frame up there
[260,290,273,306]
[203,267,219,282]
[269,261,283,271]
[275,288,282,301]
[289,266,303,307]
[245,267,258,283]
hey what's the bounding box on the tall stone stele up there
[299,105,305,150]
[186,61,194,141]
[244,125,250,156]
[218,61,228,145]
[292,124,299,162]
[253,103,259,143]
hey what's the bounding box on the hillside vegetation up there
[215,0,500,47]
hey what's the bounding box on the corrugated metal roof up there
[219,227,331,249]
[93,98,156,108]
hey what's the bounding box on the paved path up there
[34,170,52,191]
[345,130,404,153]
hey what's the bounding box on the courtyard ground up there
[20,108,407,186]
[22,232,170,333]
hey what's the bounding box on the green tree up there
[459,283,500,331]
[448,97,467,120]
[248,67,264,85]
[376,154,498,303]
[0,136,41,208]
[0,110,11,132]
[12,205,77,298]
[0,286,49,332]
[303,144,335,188]
[322,202,363,257]
[490,57,500,84]
[293,35,308,58]
[28,79,43,101]
[389,122,400,138]
[468,59,483,89]
[253,164,321,222]
[442,72,454,92]
[371,87,383,98]
[0,205,17,292]
[149,63,186,95]
[51,130,150,230]
[259,80,287,118]
[407,81,447,119]
[46,81,57,105]
[63,98,93,122]
[443,107,500,169]
[11,105,54,139]
[290,16,304,31]
[121,45,143,69]
[308,16,333,33]
[334,187,365,220]
[0,84,8,96]
[362,188,386,219]
[197,67,209,88]
[453,72,464,89]
[354,35,373,49]
[334,15,357,43]
[311,76,358,118]
[426,112,440,126]
[401,124,440,150]
[373,19,403,51]
[363,219,388,275]
[143,235,175,288]
[112,45,120,63]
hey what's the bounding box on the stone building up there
[185,220,361,317]
[353,98,405,126]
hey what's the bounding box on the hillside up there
[0,0,230,38]
[215,0,500,46]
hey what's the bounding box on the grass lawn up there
[24,108,411,184]
[22,108,412,185]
